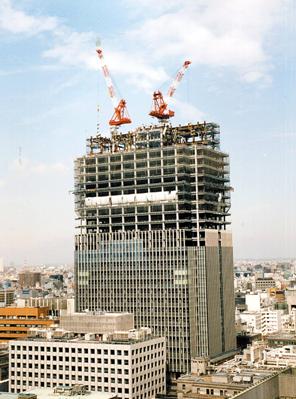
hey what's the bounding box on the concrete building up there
[19,297,69,316]
[267,333,296,347]
[239,311,262,333]
[176,367,296,399]
[18,272,42,289]
[255,277,276,291]
[173,353,296,399]
[0,288,14,307]
[261,310,282,335]
[285,288,296,313]
[9,327,166,399]
[74,122,236,374]
[59,311,134,335]
[245,294,260,312]
[0,307,57,341]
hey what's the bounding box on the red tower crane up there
[96,40,131,127]
[149,60,191,120]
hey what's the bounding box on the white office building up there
[261,310,282,335]
[9,328,166,399]
[240,311,262,333]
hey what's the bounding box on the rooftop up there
[0,386,116,399]
[11,327,157,345]
[85,122,222,155]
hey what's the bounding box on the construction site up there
[73,41,236,376]
[75,40,231,246]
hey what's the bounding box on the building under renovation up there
[74,121,236,374]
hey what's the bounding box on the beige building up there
[18,272,41,288]
[255,278,276,291]
[175,350,296,399]
[59,311,134,335]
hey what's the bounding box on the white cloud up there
[0,0,58,34]
[123,0,288,82]
[43,31,169,92]
[43,29,97,69]
[0,0,287,130]
[0,0,289,93]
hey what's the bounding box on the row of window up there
[11,361,164,372]
[11,355,129,364]
[11,346,129,355]
[12,342,163,353]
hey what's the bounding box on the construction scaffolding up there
[75,122,230,246]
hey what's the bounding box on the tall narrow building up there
[74,122,236,374]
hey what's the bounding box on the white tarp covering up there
[85,191,177,207]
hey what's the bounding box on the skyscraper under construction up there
[74,122,236,374]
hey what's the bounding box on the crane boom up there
[167,60,191,97]
[149,60,191,120]
[96,40,131,127]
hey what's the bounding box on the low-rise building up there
[176,357,286,399]
[9,327,166,399]
[261,310,282,335]
[267,332,296,347]
[175,356,296,399]
[0,307,57,341]
[18,272,42,289]
[239,311,262,333]
[255,278,276,291]
[0,289,14,307]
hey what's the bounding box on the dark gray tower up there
[74,122,236,374]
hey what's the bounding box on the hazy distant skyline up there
[0,0,295,264]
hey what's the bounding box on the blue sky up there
[0,0,295,265]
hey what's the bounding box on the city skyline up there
[0,0,295,264]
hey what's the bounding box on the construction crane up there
[96,40,131,127]
[149,60,191,120]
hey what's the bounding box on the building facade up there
[261,310,282,335]
[74,123,236,373]
[255,278,276,291]
[18,272,42,289]
[9,330,166,398]
[59,311,134,335]
[0,289,14,307]
[0,307,56,341]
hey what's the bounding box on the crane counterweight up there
[149,60,191,121]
